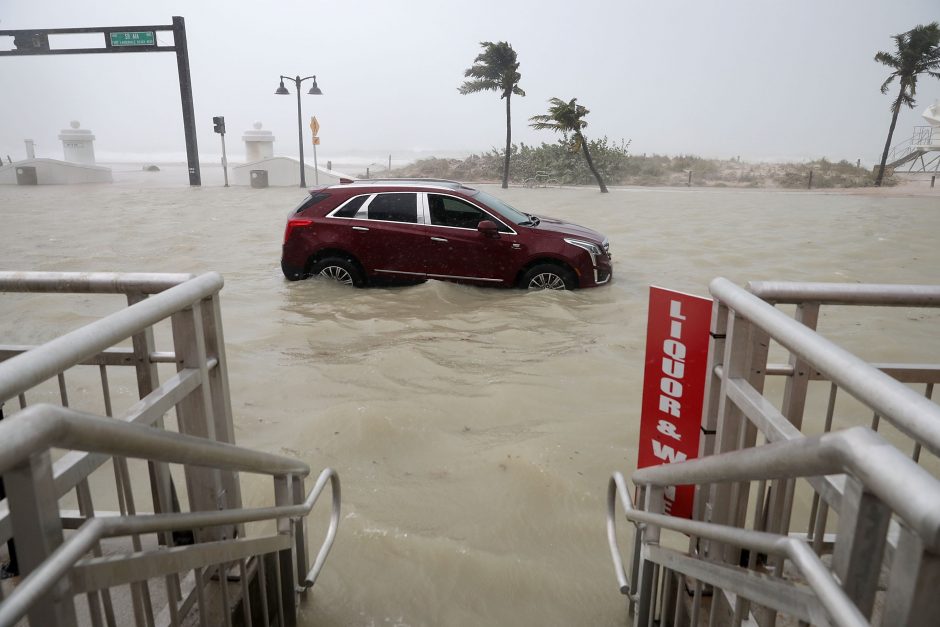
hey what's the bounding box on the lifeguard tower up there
[885,100,940,173]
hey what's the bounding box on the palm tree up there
[874,22,940,186]
[530,97,609,193]
[459,41,525,189]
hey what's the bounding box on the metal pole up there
[932,175,936,188]
[295,76,306,188]
[220,133,229,188]
[172,16,201,187]
[313,136,319,185]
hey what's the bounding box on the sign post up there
[636,286,713,518]
[213,116,228,187]
[310,116,320,185]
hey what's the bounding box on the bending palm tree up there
[530,97,608,193]
[459,41,525,189]
[874,22,940,186]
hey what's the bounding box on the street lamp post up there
[275,74,322,188]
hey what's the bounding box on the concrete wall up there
[232,157,351,187]
[0,159,113,185]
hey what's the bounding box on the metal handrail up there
[0,404,309,477]
[632,426,940,550]
[0,468,340,627]
[0,271,223,404]
[0,271,195,295]
[606,472,867,627]
[746,280,940,307]
[710,277,940,456]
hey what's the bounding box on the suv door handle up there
[352,226,369,231]
[430,236,448,242]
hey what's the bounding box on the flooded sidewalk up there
[1,177,938,626]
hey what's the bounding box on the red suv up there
[280,179,612,289]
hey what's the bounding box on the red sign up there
[637,286,713,518]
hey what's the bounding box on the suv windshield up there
[471,191,531,225]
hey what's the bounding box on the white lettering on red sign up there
[637,287,712,519]
[650,300,688,512]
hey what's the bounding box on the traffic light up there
[212,116,225,134]
[13,32,50,52]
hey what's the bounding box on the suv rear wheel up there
[311,256,365,287]
[520,264,576,290]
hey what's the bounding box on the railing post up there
[6,451,78,626]
[707,310,769,562]
[832,475,891,618]
[883,522,940,626]
[171,302,226,541]
[201,293,244,543]
[763,303,820,548]
[292,474,309,596]
[691,300,726,564]
[635,486,663,627]
[127,292,176,535]
[274,474,297,627]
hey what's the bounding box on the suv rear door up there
[354,192,427,279]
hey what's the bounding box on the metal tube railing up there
[0,271,195,295]
[0,272,223,404]
[0,468,340,627]
[607,472,868,627]
[0,404,309,477]
[633,426,940,550]
[710,277,940,456]
[747,281,940,306]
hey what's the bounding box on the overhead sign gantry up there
[0,16,202,186]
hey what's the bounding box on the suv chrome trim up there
[427,273,503,283]
[374,269,424,277]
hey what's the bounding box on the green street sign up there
[109,31,155,47]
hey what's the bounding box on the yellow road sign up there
[310,116,320,136]
[313,137,320,145]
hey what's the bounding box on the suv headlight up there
[564,238,602,263]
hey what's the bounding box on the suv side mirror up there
[477,220,500,238]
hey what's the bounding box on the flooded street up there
[1,172,939,626]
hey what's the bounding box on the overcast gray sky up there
[1,0,938,165]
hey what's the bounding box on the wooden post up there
[808,169,813,189]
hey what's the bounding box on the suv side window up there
[428,194,511,232]
[332,194,369,218]
[367,193,418,223]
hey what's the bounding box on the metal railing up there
[608,278,940,626]
[0,272,340,627]
[885,126,940,171]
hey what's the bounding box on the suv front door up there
[423,193,520,285]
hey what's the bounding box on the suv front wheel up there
[520,264,576,290]
[311,256,365,287]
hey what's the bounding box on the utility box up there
[250,170,268,188]
[16,166,38,185]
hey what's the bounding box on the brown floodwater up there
[1,169,938,626]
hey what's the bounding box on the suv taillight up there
[284,218,313,244]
